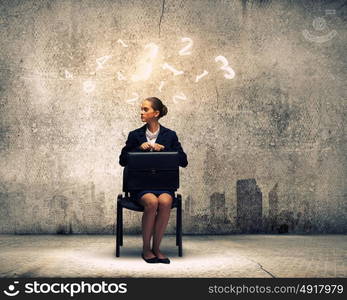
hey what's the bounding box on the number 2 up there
[179,37,193,56]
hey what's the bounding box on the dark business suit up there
[119,123,188,201]
[119,123,188,167]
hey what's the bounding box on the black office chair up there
[115,152,183,257]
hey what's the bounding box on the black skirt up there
[131,190,175,202]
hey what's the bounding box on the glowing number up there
[179,37,193,56]
[195,70,209,82]
[325,9,335,15]
[117,39,128,47]
[126,92,139,103]
[132,43,159,82]
[83,80,96,93]
[173,92,187,104]
[65,70,73,79]
[162,63,184,76]
[96,55,112,70]
[117,71,126,81]
[215,55,235,79]
[158,81,165,92]
[302,29,337,43]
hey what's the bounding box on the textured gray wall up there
[0,0,346,234]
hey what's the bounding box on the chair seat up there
[120,194,179,212]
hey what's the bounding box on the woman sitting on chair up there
[119,97,188,264]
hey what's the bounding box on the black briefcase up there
[123,152,179,191]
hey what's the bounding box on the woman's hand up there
[152,143,165,151]
[139,142,152,151]
[139,142,165,151]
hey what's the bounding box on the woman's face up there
[140,100,159,122]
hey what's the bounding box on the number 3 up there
[132,43,159,82]
[215,55,235,79]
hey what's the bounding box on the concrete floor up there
[0,235,346,278]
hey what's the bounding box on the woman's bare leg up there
[152,193,173,259]
[137,193,159,259]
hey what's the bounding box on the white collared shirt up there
[146,125,160,151]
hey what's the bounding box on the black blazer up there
[119,124,188,168]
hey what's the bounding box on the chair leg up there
[177,194,183,257]
[120,205,123,246]
[116,200,121,257]
[176,207,179,246]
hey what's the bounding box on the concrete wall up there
[0,0,346,234]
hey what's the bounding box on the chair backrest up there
[123,152,179,192]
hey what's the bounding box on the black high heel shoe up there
[151,249,170,264]
[157,257,170,264]
[141,252,159,264]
